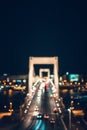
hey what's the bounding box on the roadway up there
[14,81,65,130]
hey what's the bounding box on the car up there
[34,106,39,111]
[37,113,43,119]
[50,94,54,98]
[53,107,58,113]
[49,118,55,124]
[44,114,49,119]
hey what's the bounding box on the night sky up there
[0,0,87,75]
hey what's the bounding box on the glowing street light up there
[68,108,71,130]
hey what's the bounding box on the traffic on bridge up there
[14,78,66,130]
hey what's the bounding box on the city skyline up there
[0,0,87,75]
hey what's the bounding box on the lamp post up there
[68,108,71,130]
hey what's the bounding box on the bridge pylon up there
[28,56,59,98]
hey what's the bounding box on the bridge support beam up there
[39,68,50,78]
[28,57,59,98]
[54,57,59,98]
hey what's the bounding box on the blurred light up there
[59,82,62,85]
[4,82,6,86]
[77,102,80,105]
[7,78,10,82]
[1,86,4,89]
[78,82,80,85]
[3,73,7,76]
[10,102,12,109]
[33,111,39,116]
[57,103,59,107]
[24,109,27,114]
[75,82,77,85]
[68,108,71,112]
[66,72,69,75]
[16,80,21,83]
[64,80,67,83]
[9,82,12,85]
[70,82,72,85]
[4,105,7,109]
[12,80,16,83]
[28,101,31,106]
[50,74,54,78]
[72,110,84,116]
[59,76,62,81]
[23,79,26,83]
[6,85,8,88]
[81,79,84,82]
[69,74,79,82]
[8,89,13,96]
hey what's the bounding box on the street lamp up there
[68,108,71,130]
